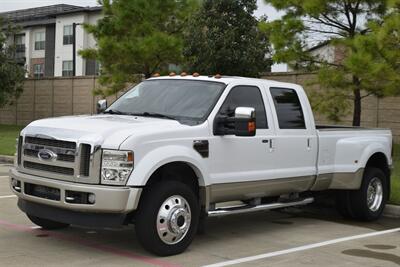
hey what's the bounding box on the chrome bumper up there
[9,168,142,213]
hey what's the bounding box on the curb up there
[0,155,14,164]
[383,204,400,219]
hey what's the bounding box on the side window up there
[219,86,268,129]
[270,87,306,129]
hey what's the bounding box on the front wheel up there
[135,181,199,256]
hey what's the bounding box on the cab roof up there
[146,75,301,89]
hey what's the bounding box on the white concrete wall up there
[310,45,335,63]
[54,13,86,76]
[30,27,46,59]
[54,11,102,77]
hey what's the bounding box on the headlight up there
[101,150,133,185]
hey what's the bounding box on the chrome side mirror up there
[97,99,107,114]
[234,107,256,136]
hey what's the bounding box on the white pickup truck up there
[10,75,393,256]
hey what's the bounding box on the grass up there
[390,144,400,205]
[0,123,398,204]
[0,124,24,156]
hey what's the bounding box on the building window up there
[34,32,45,50]
[63,25,73,45]
[95,61,101,76]
[14,34,26,61]
[33,64,44,79]
[15,34,25,53]
[62,61,73,76]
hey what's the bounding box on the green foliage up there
[79,0,198,96]
[0,124,24,156]
[0,18,25,108]
[263,0,399,126]
[183,0,272,77]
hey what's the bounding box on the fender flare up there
[126,145,209,187]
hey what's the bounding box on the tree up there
[183,0,272,77]
[0,18,25,108]
[80,0,198,96]
[262,0,399,126]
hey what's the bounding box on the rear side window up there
[270,88,306,129]
[219,86,268,129]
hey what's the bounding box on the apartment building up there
[1,4,102,78]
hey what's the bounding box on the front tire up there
[27,214,70,230]
[135,181,199,256]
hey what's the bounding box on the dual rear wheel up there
[336,167,388,221]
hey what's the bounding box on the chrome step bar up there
[207,197,314,217]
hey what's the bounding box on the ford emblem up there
[38,149,58,161]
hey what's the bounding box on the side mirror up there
[97,99,107,114]
[234,107,256,136]
[214,107,256,136]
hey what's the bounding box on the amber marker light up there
[152,73,160,77]
[192,72,200,77]
[127,151,134,162]
[248,121,256,133]
[169,72,176,77]
[180,72,187,76]
[215,74,222,79]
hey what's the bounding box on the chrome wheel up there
[156,195,191,245]
[367,177,383,212]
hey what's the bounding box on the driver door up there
[208,84,276,201]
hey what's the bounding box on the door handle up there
[307,138,311,151]
[269,139,274,152]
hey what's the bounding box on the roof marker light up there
[169,72,176,77]
[180,72,187,76]
[192,72,200,77]
[215,74,222,79]
[152,73,160,77]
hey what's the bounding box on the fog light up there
[11,178,21,192]
[88,193,96,204]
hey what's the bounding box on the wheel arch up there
[365,152,391,198]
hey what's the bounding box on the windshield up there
[106,79,226,124]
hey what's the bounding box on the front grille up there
[25,137,76,149]
[80,144,91,176]
[17,136,23,165]
[24,161,74,176]
[21,136,98,184]
[24,148,75,162]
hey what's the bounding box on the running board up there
[207,197,314,217]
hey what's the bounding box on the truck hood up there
[22,114,185,149]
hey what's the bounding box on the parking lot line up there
[0,195,17,199]
[203,227,400,267]
[0,219,181,267]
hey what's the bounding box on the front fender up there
[126,145,209,187]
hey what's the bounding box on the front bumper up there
[9,168,142,214]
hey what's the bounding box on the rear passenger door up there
[267,87,318,182]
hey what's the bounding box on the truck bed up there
[316,125,389,131]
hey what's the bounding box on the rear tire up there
[336,167,388,221]
[135,181,199,256]
[27,214,70,230]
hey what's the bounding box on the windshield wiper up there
[103,109,129,115]
[133,112,177,121]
